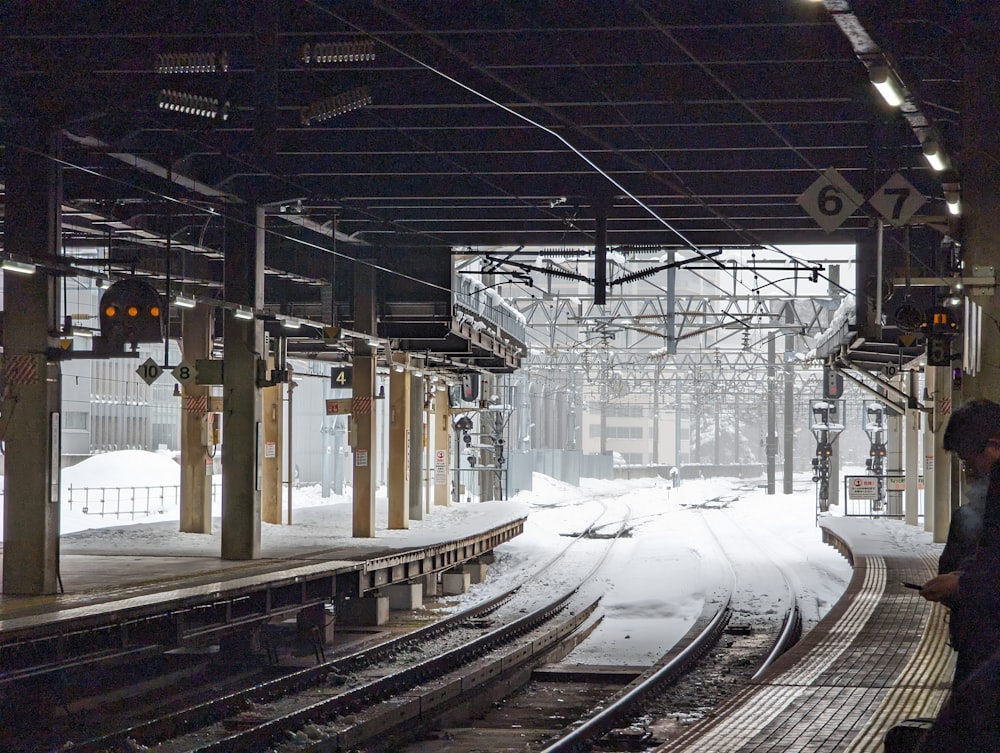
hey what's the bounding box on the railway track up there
[7,496,628,753]
[390,494,801,753]
[14,487,806,753]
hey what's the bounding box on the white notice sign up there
[848,476,878,500]
[434,449,447,485]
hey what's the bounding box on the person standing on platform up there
[916,399,1000,752]
[919,398,1000,686]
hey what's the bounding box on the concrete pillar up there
[409,373,424,520]
[959,1,1000,402]
[1,127,62,595]
[905,369,921,526]
[297,603,334,644]
[388,365,410,530]
[434,387,451,506]
[351,255,377,537]
[424,573,441,597]
[261,372,282,524]
[442,571,471,595]
[352,343,377,538]
[384,583,423,610]
[783,305,794,494]
[221,205,264,560]
[180,304,214,533]
[923,368,935,533]
[219,628,263,662]
[338,595,389,626]
[887,379,904,517]
[932,366,952,544]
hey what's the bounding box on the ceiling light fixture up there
[233,307,254,320]
[155,52,229,74]
[281,316,301,330]
[158,89,230,120]
[945,191,962,216]
[922,139,949,172]
[301,40,375,64]
[869,64,905,108]
[2,259,36,275]
[173,295,197,309]
[300,86,371,125]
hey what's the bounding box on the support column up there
[960,1,1000,402]
[387,364,410,530]
[922,368,936,533]
[352,258,377,538]
[887,377,904,517]
[261,369,282,524]
[905,371,921,526]
[2,128,62,595]
[409,372,424,520]
[180,304,213,533]
[766,335,776,494]
[434,387,451,506]
[221,205,264,560]
[783,305,794,494]
[932,366,952,543]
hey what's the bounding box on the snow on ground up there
[2,451,944,665]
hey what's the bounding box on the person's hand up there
[919,572,961,602]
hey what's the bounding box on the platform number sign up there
[927,336,951,366]
[331,365,353,389]
[868,173,926,227]
[797,168,865,233]
[136,357,163,385]
[172,359,196,386]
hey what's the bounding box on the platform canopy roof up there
[0,0,963,313]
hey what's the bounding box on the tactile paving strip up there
[656,539,952,752]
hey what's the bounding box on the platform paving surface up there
[655,516,953,753]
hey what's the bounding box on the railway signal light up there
[99,278,164,348]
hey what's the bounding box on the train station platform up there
[659,515,953,753]
[0,499,528,686]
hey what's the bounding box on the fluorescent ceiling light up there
[280,316,301,329]
[945,192,962,216]
[923,140,948,172]
[233,307,254,320]
[173,295,197,309]
[3,260,36,275]
[869,65,904,107]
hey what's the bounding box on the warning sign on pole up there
[434,449,447,484]
[847,476,879,500]
[326,398,353,415]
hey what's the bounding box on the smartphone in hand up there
[901,581,922,590]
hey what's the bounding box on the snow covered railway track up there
[55,588,599,753]
[35,504,633,753]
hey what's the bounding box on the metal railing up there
[453,274,527,347]
[66,484,182,519]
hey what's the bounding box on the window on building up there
[63,411,89,430]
